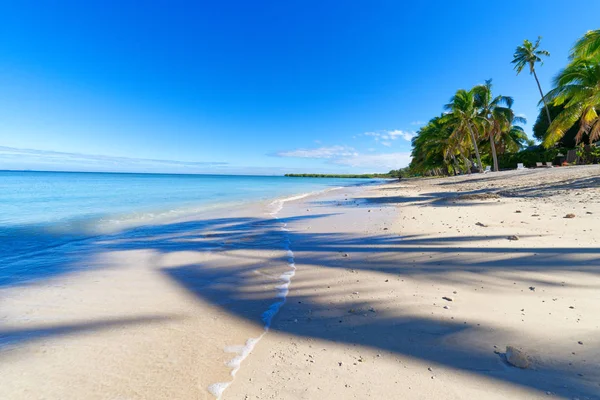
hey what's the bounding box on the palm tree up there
[512,37,552,125]
[410,117,452,175]
[409,116,472,176]
[543,59,600,147]
[444,89,485,173]
[497,118,528,155]
[571,29,600,61]
[473,79,514,172]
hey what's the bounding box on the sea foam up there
[205,190,321,398]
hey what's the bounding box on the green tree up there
[512,37,552,125]
[409,116,468,176]
[410,117,450,175]
[473,79,515,171]
[543,59,600,147]
[444,89,485,173]
[497,115,528,154]
[532,103,580,147]
[571,29,600,61]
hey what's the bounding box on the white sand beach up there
[1,165,599,399]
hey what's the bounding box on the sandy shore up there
[1,165,599,399]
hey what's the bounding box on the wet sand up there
[1,165,599,399]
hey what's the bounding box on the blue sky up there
[1,1,599,174]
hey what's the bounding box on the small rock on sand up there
[565,213,576,219]
[507,235,519,241]
[442,296,453,302]
[505,346,530,369]
[475,222,487,227]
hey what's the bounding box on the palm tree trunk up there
[489,133,499,172]
[451,154,460,175]
[462,155,471,174]
[532,68,552,126]
[467,124,483,173]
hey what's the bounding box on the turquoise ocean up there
[0,171,375,287]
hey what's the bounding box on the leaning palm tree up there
[543,59,600,147]
[473,79,514,172]
[571,29,600,61]
[444,89,485,173]
[512,37,552,125]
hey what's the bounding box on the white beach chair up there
[535,162,543,168]
[546,162,553,168]
[517,163,525,170]
[484,166,491,173]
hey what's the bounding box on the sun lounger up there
[546,162,553,167]
[484,166,491,173]
[535,162,543,168]
[517,163,525,170]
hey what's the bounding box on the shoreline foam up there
[206,191,321,398]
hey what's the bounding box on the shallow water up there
[0,171,376,287]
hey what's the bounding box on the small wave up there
[268,186,344,216]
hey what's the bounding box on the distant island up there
[285,169,404,179]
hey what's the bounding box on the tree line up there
[408,29,600,176]
[285,170,403,179]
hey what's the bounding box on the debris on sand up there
[442,296,453,302]
[564,213,576,219]
[507,235,519,241]
[505,346,531,369]
[456,193,501,201]
[475,222,488,227]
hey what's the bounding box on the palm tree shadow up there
[0,315,179,350]
[161,263,599,399]
[5,210,600,398]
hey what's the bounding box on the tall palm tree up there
[543,59,600,147]
[473,79,514,172]
[512,37,552,125]
[571,29,600,61]
[444,89,485,173]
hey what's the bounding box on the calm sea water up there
[0,171,375,287]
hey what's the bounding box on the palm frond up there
[571,29,600,60]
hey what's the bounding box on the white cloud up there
[386,130,417,141]
[411,121,425,126]
[275,145,358,159]
[363,129,416,144]
[274,144,411,170]
[332,152,412,169]
[0,146,227,171]
[381,141,392,147]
